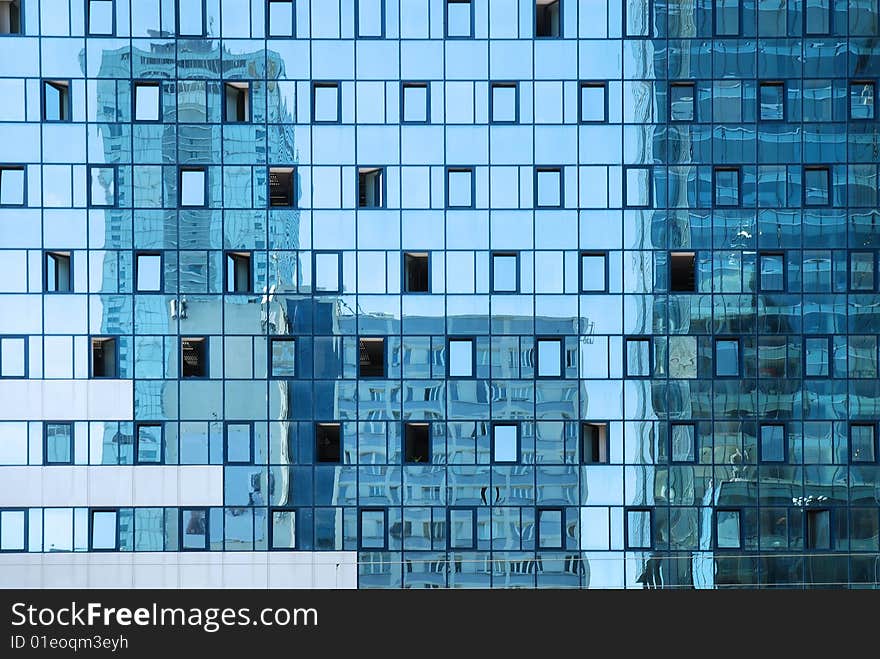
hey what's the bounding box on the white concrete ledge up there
[0,380,133,420]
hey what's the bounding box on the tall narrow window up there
[312,82,340,123]
[314,251,341,293]
[715,0,740,35]
[806,509,831,550]
[850,251,875,291]
[804,337,831,377]
[626,509,653,549]
[759,81,785,121]
[136,423,163,464]
[42,80,70,122]
[850,423,876,463]
[45,423,73,465]
[357,0,384,38]
[179,167,206,207]
[446,167,474,208]
[88,0,114,35]
[625,337,651,377]
[267,0,295,37]
[402,82,429,123]
[224,82,250,122]
[134,81,161,122]
[225,423,253,464]
[90,510,118,551]
[535,0,561,37]
[446,0,473,38]
[535,167,563,208]
[449,508,475,549]
[491,252,518,293]
[359,509,387,549]
[716,510,741,549]
[271,510,296,549]
[269,167,295,206]
[270,338,296,378]
[0,0,21,34]
[0,166,25,206]
[850,81,875,120]
[579,82,607,123]
[0,510,26,551]
[669,251,696,292]
[358,167,384,208]
[669,82,695,121]
[177,0,205,36]
[358,338,385,378]
[404,252,429,293]
[624,167,652,208]
[760,424,786,463]
[537,338,562,378]
[316,423,341,463]
[581,422,609,464]
[225,251,252,293]
[181,337,208,378]
[490,82,518,124]
[0,337,26,378]
[492,424,519,463]
[759,252,785,291]
[714,167,741,207]
[670,423,696,463]
[448,338,474,377]
[91,337,117,378]
[804,166,831,206]
[45,251,71,293]
[537,509,564,549]
[715,338,740,377]
[404,423,431,463]
[804,0,831,35]
[181,509,208,550]
[580,252,607,293]
[88,166,116,207]
[135,252,162,292]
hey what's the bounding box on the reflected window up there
[759,252,785,291]
[225,423,253,464]
[312,82,340,123]
[447,167,474,208]
[449,508,475,549]
[404,252,429,293]
[625,337,651,377]
[715,338,740,377]
[270,338,296,378]
[446,0,473,38]
[316,423,341,463]
[759,81,785,121]
[90,510,118,551]
[492,424,519,463]
[357,0,384,37]
[402,82,428,123]
[136,423,163,464]
[271,510,296,549]
[624,166,652,208]
[448,338,474,378]
[760,423,785,462]
[358,338,385,378]
[314,251,341,293]
[714,167,740,207]
[579,82,607,123]
[181,337,207,378]
[179,167,206,207]
[136,252,162,292]
[716,510,741,549]
[715,0,740,35]
[535,0,561,37]
[45,422,73,465]
[538,508,563,549]
[0,0,21,34]
[0,337,26,378]
[535,167,562,208]
[669,82,695,121]
[581,422,608,464]
[580,252,607,293]
[42,80,70,122]
[133,81,161,122]
[91,337,117,378]
[804,337,830,377]
[181,509,208,550]
[804,0,830,34]
[490,82,518,123]
[669,251,696,292]
[671,423,696,463]
[803,79,832,121]
[850,251,875,291]
[492,252,518,293]
[624,0,651,36]
[625,509,652,549]
[88,166,116,207]
[0,510,26,551]
[45,251,71,293]
[537,338,562,378]
[405,423,431,463]
[804,166,830,206]
[713,80,742,122]
[269,167,295,206]
[267,0,294,37]
[358,167,384,208]
[0,166,24,206]
[177,0,205,36]
[224,82,250,122]
[806,509,831,550]
[225,251,252,293]
[851,423,876,463]
[87,0,114,35]
[850,81,875,120]
[360,509,387,549]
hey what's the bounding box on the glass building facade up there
[1,0,880,589]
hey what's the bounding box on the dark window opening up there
[91,337,117,378]
[43,80,70,122]
[0,0,21,34]
[358,167,384,208]
[806,509,831,550]
[225,251,252,293]
[669,251,695,292]
[45,252,71,293]
[358,338,385,378]
[405,423,430,463]
[181,337,207,378]
[224,82,250,122]
[581,422,609,464]
[404,252,429,293]
[536,0,561,37]
[316,423,341,463]
[269,167,294,206]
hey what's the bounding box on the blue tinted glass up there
[491,84,517,122]
[447,1,472,37]
[715,340,739,376]
[268,0,294,37]
[45,423,72,464]
[403,84,428,122]
[91,511,117,550]
[761,426,785,462]
[314,85,339,122]
[226,424,252,463]
[447,169,473,207]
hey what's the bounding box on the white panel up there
[0,380,133,420]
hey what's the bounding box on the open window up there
[134,81,161,121]
[42,80,70,122]
[91,337,117,378]
[581,422,609,464]
[316,423,341,463]
[358,337,385,378]
[404,252,429,293]
[224,82,250,122]
[669,251,695,292]
[181,337,207,378]
[404,423,431,463]
[358,167,384,208]
[269,167,295,206]
[535,0,561,37]
[0,0,21,34]
[45,251,71,293]
[225,251,252,293]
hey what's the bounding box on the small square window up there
[537,338,562,378]
[535,167,563,208]
[624,167,652,208]
[358,167,384,208]
[806,509,831,550]
[715,338,740,377]
[490,83,518,123]
[181,509,208,550]
[357,0,384,37]
[179,168,206,207]
[226,423,253,464]
[535,0,561,37]
[447,168,474,208]
[579,82,607,123]
[402,82,428,123]
[492,252,518,293]
[714,167,740,207]
[716,510,741,549]
[136,252,162,292]
[580,252,607,293]
[671,423,696,463]
[45,251,71,293]
[537,508,563,549]
[804,0,830,34]
[177,0,205,36]
[136,423,163,464]
[851,251,875,291]
[493,424,519,463]
[225,251,252,293]
[359,338,385,378]
[0,510,26,551]
[360,509,387,549]
[269,167,295,207]
[181,337,208,378]
[850,81,875,120]
[625,337,651,377]
[851,424,876,463]
[313,83,340,123]
[88,0,114,35]
[134,82,160,122]
[267,0,295,37]
[715,0,740,35]
[804,166,830,206]
[0,166,25,206]
[448,338,474,378]
[270,338,296,378]
[669,82,695,121]
[90,510,118,550]
[316,423,341,463]
[669,251,696,292]
[88,166,116,207]
[404,423,431,463]
[224,82,250,122]
[314,252,341,293]
[581,422,609,464]
[626,509,653,549]
[759,82,785,121]
[449,508,475,549]
[805,337,830,377]
[760,424,786,462]
[0,337,26,378]
[446,0,473,38]
[759,252,785,291]
[91,337,117,378]
[42,80,70,122]
[0,0,21,35]
[271,510,296,549]
[45,423,73,465]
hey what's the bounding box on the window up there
[179,167,206,207]
[624,167,652,208]
[181,337,207,378]
[358,167,384,208]
[714,167,740,207]
[267,0,294,37]
[804,0,830,34]
[88,166,116,207]
[669,251,696,292]
[492,424,519,463]
[269,167,295,207]
[624,0,651,36]
[312,83,340,123]
[806,509,831,550]
[90,510,118,551]
[135,252,162,292]
[804,337,830,377]
[625,337,651,377]
[669,82,695,121]
[316,423,341,463]
[42,80,70,122]
[715,0,740,35]
[181,509,208,550]
[133,82,161,122]
[851,251,875,291]
[0,510,26,551]
[626,509,653,549]
[492,252,518,293]
[537,338,562,378]
[225,423,253,464]
[135,423,163,464]
[45,251,71,293]
[314,251,341,293]
[448,338,474,377]
[715,338,740,377]
[851,424,876,463]
[446,0,473,38]
[270,338,296,378]
[716,510,741,549]
[535,167,563,208]
[224,82,250,122]
[271,510,296,549]
[579,82,607,123]
[357,0,384,38]
[225,251,252,293]
[402,82,428,123]
[535,0,561,37]
[580,252,607,293]
[0,0,21,34]
[91,337,117,378]
[670,423,696,463]
[713,80,743,122]
[359,509,386,549]
[404,423,430,463]
[0,337,26,378]
[760,424,786,462]
[850,81,875,120]
[404,252,429,293]
[490,82,518,123]
[448,509,475,549]
[177,0,205,36]
[87,0,114,35]
[358,338,385,378]
[759,252,785,291]
[0,166,24,206]
[446,167,474,208]
[804,166,830,206]
[759,81,785,121]
[581,422,609,464]
[537,509,564,549]
[45,423,73,464]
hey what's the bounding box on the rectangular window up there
[181,509,208,550]
[624,0,651,37]
[446,0,473,38]
[537,508,564,549]
[715,338,740,377]
[181,337,207,378]
[45,422,73,465]
[0,0,21,34]
[91,337,117,378]
[806,509,831,550]
[316,423,341,463]
[225,251,252,293]
[804,0,831,34]
[88,0,114,35]
[0,337,26,378]
[851,252,875,291]
[804,166,830,206]
[269,167,295,207]
[579,82,607,123]
[804,337,830,377]
[759,252,785,291]
[404,252,429,293]
[0,166,24,206]
[715,0,740,35]
[179,167,206,207]
[88,166,116,207]
[535,167,563,208]
[404,423,431,463]
[490,82,518,124]
[135,252,162,292]
[90,510,118,551]
[669,251,696,292]
[626,509,652,549]
[358,167,384,208]
[581,422,609,464]
[42,80,70,122]
[713,80,742,122]
[312,82,340,123]
[402,82,428,123]
[135,422,163,464]
[759,81,785,121]
[580,252,607,293]
[850,81,875,120]
[448,508,475,549]
[535,0,561,37]
[624,167,652,208]
[0,510,26,551]
[225,423,253,464]
[223,82,250,122]
[446,167,474,208]
[357,0,384,37]
[177,0,205,36]
[669,82,695,121]
[851,423,876,463]
[537,338,562,378]
[358,338,385,378]
[134,81,161,122]
[492,424,519,463]
[716,510,741,549]
[760,423,786,462]
[625,337,651,377]
[271,510,296,549]
[267,0,294,37]
[270,338,296,378]
[670,423,696,463]
[491,252,518,293]
[359,509,387,549]
[714,167,740,207]
[314,252,341,293]
[448,338,474,377]
[45,251,71,293]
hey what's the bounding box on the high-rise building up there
[0,0,878,589]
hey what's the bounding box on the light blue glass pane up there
[494,426,517,462]
[448,339,472,377]
[358,0,383,36]
[851,83,875,119]
[314,86,339,122]
[178,0,205,35]
[272,340,296,377]
[315,253,339,292]
[716,340,739,376]
[90,167,115,206]
[447,170,472,207]
[581,255,605,291]
[227,424,251,462]
[492,85,516,122]
[46,424,72,464]
[180,170,206,206]
[537,170,561,207]
[135,85,160,121]
[449,509,473,548]
[269,1,294,36]
[403,85,427,122]
[136,255,161,292]
[1,338,25,377]
[0,169,24,205]
[716,511,740,548]
[91,511,117,549]
[537,340,560,377]
[361,511,385,548]
[627,510,651,548]
[88,0,114,34]
[137,425,162,463]
[627,340,650,376]
[580,85,605,122]
[0,510,25,550]
[492,254,517,292]
[43,509,73,552]
[538,509,562,548]
[272,511,296,548]
[447,1,472,37]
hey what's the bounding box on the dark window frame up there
[135,421,164,465]
[447,337,476,379]
[224,250,253,294]
[44,250,73,294]
[624,507,653,550]
[132,80,162,123]
[445,166,475,209]
[355,0,386,38]
[489,81,519,124]
[403,251,431,294]
[445,0,475,39]
[534,166,564,209]
[669,80,696,122]
[88,509,119,551]
[224,421,254,465]
[713,166,742,208]
[180,508,209,551]
[266,0,296,38]
[43,421,74,466]
[400,81,430,124]
[759,80,786,122]
[536,507,565,549]
[849,422,877,464]
[491,422,521,464]
[579,251,609,293]
[580,421,610,465]
[311,81,342,124]
[41,79,71,122]
[578,81,608,124]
